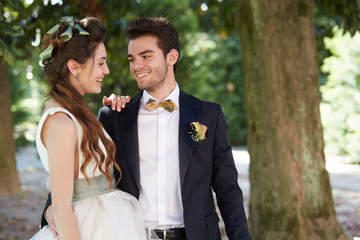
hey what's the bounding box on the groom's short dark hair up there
[125,17,181,73]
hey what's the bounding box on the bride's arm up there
[42,112,81,240]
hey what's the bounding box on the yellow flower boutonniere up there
[189,122,208,142]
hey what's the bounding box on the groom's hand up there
[102,94,131,112]
[45,205,59,239]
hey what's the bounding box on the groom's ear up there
[166,49,179,66]
[67,59,80,76]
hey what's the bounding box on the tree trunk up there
[0,62,21,195]
[236,1,348,239]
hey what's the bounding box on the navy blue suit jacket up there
[98,90,251,240]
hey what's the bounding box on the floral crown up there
[39,16,89,65]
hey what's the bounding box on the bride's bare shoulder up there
[41,102,76,138]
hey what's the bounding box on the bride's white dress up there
[30,107,148,240]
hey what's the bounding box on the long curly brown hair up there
[41,17,121,189]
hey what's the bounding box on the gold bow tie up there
[144,98,178,113]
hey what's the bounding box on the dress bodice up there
[36,107,110,179]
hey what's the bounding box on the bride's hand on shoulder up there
[102,94,131,112]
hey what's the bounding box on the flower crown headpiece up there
[39,16,89,65]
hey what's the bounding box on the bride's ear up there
[67,59,79,76]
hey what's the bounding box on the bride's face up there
[74,42,110,95]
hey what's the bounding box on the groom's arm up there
[211,104,252,240]
[41,193,52,227]
[40,193,59,239]
[97,106,115,138]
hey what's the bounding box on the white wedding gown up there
[30,107,150,240]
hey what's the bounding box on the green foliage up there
[320,27,360,163]
[178,33,246,145]
[9,52,46,146]
[189,0,238,34]
[314,0,360,70]
[1,0,38,146]
[314,0,360,36]
[0,0,25,64]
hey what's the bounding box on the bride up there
[30,16,154,240]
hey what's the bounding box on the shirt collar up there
[141,83,180,109]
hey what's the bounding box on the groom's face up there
[127,35,169,92]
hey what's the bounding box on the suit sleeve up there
[212,105,252,240]
[40,193,52,228]
[97,106,114,137]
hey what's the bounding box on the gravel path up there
[0,146,359,240]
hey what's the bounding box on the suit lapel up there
[120,91,142,189]
[178,90,200,188]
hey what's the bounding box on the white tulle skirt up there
[30,190,147,240]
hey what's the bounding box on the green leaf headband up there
[39,16,90,64]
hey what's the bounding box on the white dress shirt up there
[138,84,184,229]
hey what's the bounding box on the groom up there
[99,17,251,240]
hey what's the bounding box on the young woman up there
[30,16,149,240]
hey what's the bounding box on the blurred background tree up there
[0,0,25,194]
[236,0,348,238]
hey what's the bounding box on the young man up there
[99,17,251,240]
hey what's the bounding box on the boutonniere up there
[189,122,208,142]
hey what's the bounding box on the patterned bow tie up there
[144,98,178,113]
